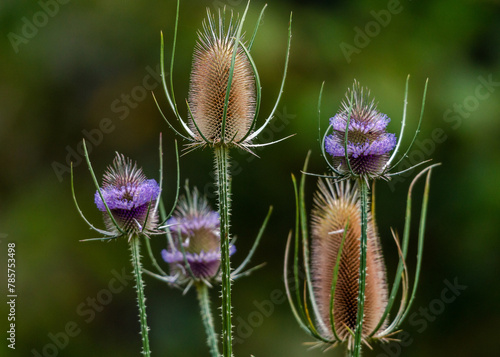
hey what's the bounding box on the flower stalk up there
[196,283,220,357]
[142,178,270,356]
[286,78,438,356]
[129,235,151,357]
[214,145,233,356]
[352,179,368,357]
[72,140,164,356]
[156,2,292,355]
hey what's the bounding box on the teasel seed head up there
[188,9,256,147]
[162,185,235,282]
[325,81,397,180]
[94,153,160,236]
[311,178,388,343]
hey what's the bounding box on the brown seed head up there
[311,178,388,342]
[188,10,256,145]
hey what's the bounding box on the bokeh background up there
[1,0,499,356]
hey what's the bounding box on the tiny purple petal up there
[330,114,348,132]
[348,141,371,158]
[325,135,345,157]
[364,133,397,156]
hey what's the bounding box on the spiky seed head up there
[325,81,397,179]
[94,153,160,235]
[162,185,235,281]
[311,178,388,343]
[188,10,256,146]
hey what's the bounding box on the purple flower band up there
[166,211,220,236]
[324,82,398,178]
[162,245,236,279]
[162,245,236,264]
[330,113,390,134]
[325,133,397,158]
[95,179,160,212]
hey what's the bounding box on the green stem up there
[129,235,151,356]
[352,180,369,357]
[196,283,220,357]
[214,146,233,357]
[143,237,167,276]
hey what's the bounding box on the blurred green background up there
[1,0,499,356]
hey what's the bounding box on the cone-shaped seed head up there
[188,10,256,145]
[311,178,388,342]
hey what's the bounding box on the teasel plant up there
[285,79,440,356]
[142,181,270,357]
[71,135,177,357]
[153,0,292,355]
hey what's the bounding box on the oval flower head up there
[156,2,292,153]
[187,11,256,146]
[285,160,438,353]
[311,178,388,349]
[94,153,160,237]
[162,186,235,284]
[325,82,397,180]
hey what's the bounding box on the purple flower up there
[94,153,160,235]
[325,82,397,179]
[162,186,235,281]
